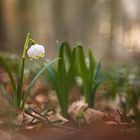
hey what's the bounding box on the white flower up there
[27,44,45,60]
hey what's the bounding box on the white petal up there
[27,44,45,60]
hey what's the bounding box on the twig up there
[25,110,47,122]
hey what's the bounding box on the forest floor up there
[0,68,139,140]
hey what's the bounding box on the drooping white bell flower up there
[27,44,45,60]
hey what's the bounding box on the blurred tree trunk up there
[84,0,96,45]
[0,0,6,50]
[109,0,116,58]
[35,0,57,57]
[15,0,35,50]
[52,0,68,41]
[69,0,95,44]
[52,0,96,45]
[104,0,118,62]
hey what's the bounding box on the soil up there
[0,68,139,140]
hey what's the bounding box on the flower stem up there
[15,33,30,108]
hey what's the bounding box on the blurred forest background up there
[0,0,140,64]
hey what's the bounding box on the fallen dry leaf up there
[68,99,88,121]
[104,121,118,126]
[84,108,105,123]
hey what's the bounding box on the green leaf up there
[46,66,57,87]
[56,40,63,50]
[75,45,88,83]
[67,48,76,88]
[0,85,13,105]
[47,42,75,116]
[63,41,72,65]
[21,58,59,109]
[88,49,95,88]
[57,43,68,116]
[94,61,101,80]
[0,56,16,92]
[57,42,67,88]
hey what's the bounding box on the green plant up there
[47,42,107,114]
[104,66,140,123]
[0,33,59,110]
[75,45,107,108]
[47,41,76,117]
[117,68,140,120]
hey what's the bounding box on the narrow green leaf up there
[57,42,67,78]
[89,85,98,107]
[63,41,72,64]
[75,45,90,104]
[88,49,95,87]
[56,40,63,50]
[21,58,59,109]
[57,43,68,116]
[75,45,88,82]
[67,48,76,88]
[96,73,109,85]
[47,66,57,87]
[94,61,101,80]
[0,85,13,104]
[0,57,16,91]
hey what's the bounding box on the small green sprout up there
[76,110,85,128]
